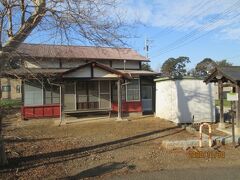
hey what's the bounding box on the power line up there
[144,37,149,59]
[152,0,240,57]
[149,0,215,52]
[150,0,214,40]
[153,11,240,57]
[151,0,240,58]
[149,0,212,40]
[157,3,240,54]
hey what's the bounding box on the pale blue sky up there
[129,23,240,71]
[26,0,240,71]
[122,0,240,71]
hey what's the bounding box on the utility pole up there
[144,38,149,60]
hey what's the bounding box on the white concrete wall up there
[155,79,215,124]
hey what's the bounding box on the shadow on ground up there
[60,162,134,179]
[1,126,183,172]
[4,137,55,143]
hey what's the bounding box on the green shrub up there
[0,99,22,108]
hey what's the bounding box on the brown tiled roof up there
[16,43,148,61]
[1,68,69,78]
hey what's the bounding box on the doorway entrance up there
[142,85,153,112]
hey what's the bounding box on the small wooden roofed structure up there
[204,66,240,133]
[204,66,240,84]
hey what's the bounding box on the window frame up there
[2,85,11,92]
[16,85,21,93]
[44,84,60,105]
[126,78,140,102]
[24,80,43,106]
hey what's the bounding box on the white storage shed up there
[155,77,215,124]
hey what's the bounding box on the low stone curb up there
[162,126,240,150]
[162,137,215,150]
[162,136,240,150]
[162,139,202,150]
[214,136,240,145]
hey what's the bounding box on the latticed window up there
[24,81,43,106]
[24,80,60,106]
[44,84,60,105]
[99,81,110,109]
[126,79,140,101]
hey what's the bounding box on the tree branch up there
[0,9,6,48]
[2,0,46,52]
[20,0,26,26]
[7,5,13,38]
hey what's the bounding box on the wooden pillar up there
[218,80,225,129]
[7,78,11,99]
[60,83,66,125]
[21,80,24,120]
[236,84,240,133]
[117,78,122,120]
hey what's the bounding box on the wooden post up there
[59,83,66,125]
[218,80,225,129]
[7,78,11,99]
[21,80,24,120]
[235,84,240,134]
[117,78,122,120]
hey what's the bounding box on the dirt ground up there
[1,115,240,179]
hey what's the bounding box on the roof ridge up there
[16,43,148,62]
[21,43,132,50]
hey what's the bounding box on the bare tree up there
[0,0,127,166]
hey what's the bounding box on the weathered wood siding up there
[24,59,61,68]
[112,60,139,69]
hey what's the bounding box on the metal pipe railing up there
[199,123,212,148]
